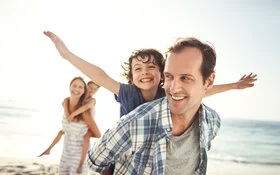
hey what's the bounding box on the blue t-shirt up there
[114,83,165,117]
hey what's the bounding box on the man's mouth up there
[171,95,187,101]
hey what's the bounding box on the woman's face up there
[69,79,86,98]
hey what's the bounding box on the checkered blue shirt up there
[87,97,220,175]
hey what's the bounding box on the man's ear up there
[205,73,215,90]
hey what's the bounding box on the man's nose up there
[170,79,182,93]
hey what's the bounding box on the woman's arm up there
[44,31,120,95]
[205,73,257,97]
[62,97,70,118]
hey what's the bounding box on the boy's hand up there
[43,31,70,58]
[67,113,75,122]
[236,73,258,89]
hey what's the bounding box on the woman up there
[59,77,101,175]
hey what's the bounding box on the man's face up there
[164,47,213,117]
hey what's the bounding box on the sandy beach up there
[0,157,58,175]
[1,157,279,175]
[207,159,280,175]
[0,157,99,175]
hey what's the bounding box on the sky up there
[0,0,279,131]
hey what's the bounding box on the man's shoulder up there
[201,103,220,119]
[119,97,167,125]
[132,97,167,115]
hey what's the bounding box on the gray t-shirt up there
[165,116,200,175]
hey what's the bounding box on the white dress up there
[59,114,89,175]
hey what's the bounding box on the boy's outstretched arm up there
[67,98,96,122]
[205,73,258,97]
[44,31,120,95]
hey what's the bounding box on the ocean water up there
[0,102,280,167]
[0,102,63,160]
[209,118,280,166]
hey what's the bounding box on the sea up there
[0,101,280,168]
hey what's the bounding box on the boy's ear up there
[205,73,215,90]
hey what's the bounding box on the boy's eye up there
[134,68,141,71]
[148,65,156,69]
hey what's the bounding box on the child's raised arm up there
[44,31,120,95]
[205,73,258,97]
[67,98,96,122]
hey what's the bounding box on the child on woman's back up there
[38,80,100,174]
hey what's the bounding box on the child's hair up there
[69,77,87,121]
[122,49,165,85]
[87,80,100,88]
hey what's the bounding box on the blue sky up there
[0,0,279,126]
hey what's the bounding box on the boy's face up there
[163,47,214,117]
[131,56,162,91]
[87,83,99,96]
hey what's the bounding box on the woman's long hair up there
[69,77,87,121]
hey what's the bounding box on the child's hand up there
[236,73,258,89]
[43,31,70,59]
[67,114,74,122]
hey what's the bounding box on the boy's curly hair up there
[122,49,165,86]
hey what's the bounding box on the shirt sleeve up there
[201,104,221,151]
[114,83,136,104]
[87,119,132,173]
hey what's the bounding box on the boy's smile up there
[131,56,161,91]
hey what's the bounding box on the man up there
[87,37,220,175]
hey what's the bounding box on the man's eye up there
[181,76,191,81]
[164,74,171,79]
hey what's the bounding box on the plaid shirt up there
[87,97,220,175]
